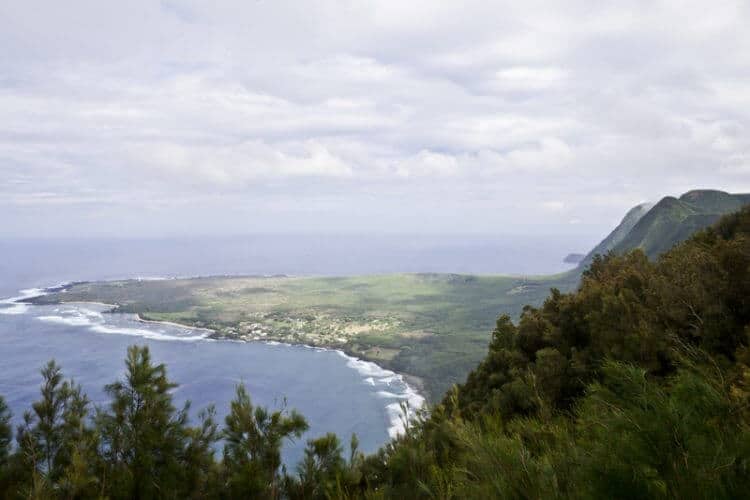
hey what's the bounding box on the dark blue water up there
[0,234,584,466]
[0,301,413,466]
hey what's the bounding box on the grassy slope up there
[579,202,652,268]
[33,272,580,400]
[611,190,749,259]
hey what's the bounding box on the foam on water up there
[0,288,47,315]
[38,314,94,327]
[33,303,209,343]
[342,355,425,438]
[254,335,427,437]
[0,302,29,315]
[89,324,206,342]
[2,285,427,439]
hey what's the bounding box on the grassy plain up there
[32,272,579,400]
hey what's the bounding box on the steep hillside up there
[583,189,750,266]
[580,201,653,267]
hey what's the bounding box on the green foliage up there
[0,396,11,495]
[222,383,308,499]
[581,189,749,268]
[10,360,98,498]
[286,433,346,499]
[456,207,750,422]
[573,361,750,499]
[580,201,653,268]
[96,345,196,498]
[182,405,221,497]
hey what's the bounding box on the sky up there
[1,0,750,239]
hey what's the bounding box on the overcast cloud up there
[2,0,750,238]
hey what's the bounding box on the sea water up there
[0,234,583,465]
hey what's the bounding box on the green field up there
[32,272,580,400]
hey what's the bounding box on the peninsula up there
[28,272,576,400]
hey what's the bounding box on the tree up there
[222,383,308,499]
[182,405,220,498]
[96,345,191,499]
[7,360,99,498]
[288,433,346,499]
[575,360,750,499]
[0,396,11,494]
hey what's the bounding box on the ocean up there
[0,233,583,465]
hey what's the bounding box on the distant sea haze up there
[0,233,588,297]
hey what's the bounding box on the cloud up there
[0,1,749,236]
[485,66,568,93]
[393,151,459,178]
[541,201,566,212]
[135,140,354,186]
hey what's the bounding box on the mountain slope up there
[582,189,750,266]
[579,201,653,267]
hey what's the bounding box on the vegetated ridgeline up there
[578,189,750,268]
[3,201,750,498]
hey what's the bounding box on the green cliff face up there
[582,189,750,267]
[580,201,653,267]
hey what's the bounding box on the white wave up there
[304,345,427,437]
[263,340,293,347]
[376,390,406,399]
[280,345,424,426]
[83,309,104,319]
[90,324,205,342]
[378,375,401,385]
[0,287,47,315]
[404,389,426,414]
[386,403,408,439]
[0,302,29,315]
[34,303,207,343]
[336,351,426,439]
[384,389,426,438]
[345,357,394,379]
[38,315,94,327]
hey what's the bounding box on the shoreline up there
[135,314,217,335]
[7,287,430,412]
[134,311,429,403]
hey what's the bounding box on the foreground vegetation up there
[4,206,750,498]
[30,272,578,400]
